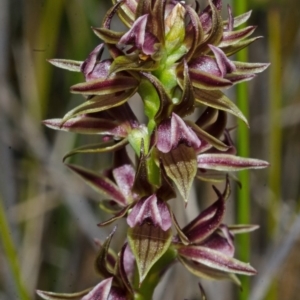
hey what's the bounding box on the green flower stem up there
[134,247,177,300]
[233,0,250,298]
[265,7,282,300]
[0,195,31,300]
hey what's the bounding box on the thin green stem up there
[265,7,282,300]
[0,196,31,300]
[233,0,250,298]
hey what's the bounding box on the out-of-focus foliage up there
[0,0,299,299]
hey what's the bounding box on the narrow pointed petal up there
[197,154,269,171]
[63,138,128,161]
[201,225,234,257]
[173,61,195,117]
[118,15,148,51]
[62,88,137,122]
[228,224,259,234]
[194,89,248,125]
[225,73,255,84]
[127,195,172,231]
[92,28,124,44]
[66,164,127,206]
[47,59,82,72]
[171,212,190,245]
[223,11,252,29]
[132,140,154,196]
[82,278,113,300]
[94,227,117,277]
[220,36,262,57]
[117,243,134,295]
[70,76,138,95]
[98,204,134,227]
[186,120,229,152]
[156,165,177,201]
[178,256,239,281]
[43,117,128,137]
[219,26,256,48]
[80,44,105,78]
[161,144,197,203]
[233,61,270,75]
[195,0,223,54]
[178,246,256,275]
[112,0,136,27]
[127,222,172,283]
[36,289,91,300]
[209,45,236,76]
[182,193,225,243]
[189,68,232,90]
[185,5,204,62]
[151,0,166,44]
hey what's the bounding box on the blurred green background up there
[0,0,300,299]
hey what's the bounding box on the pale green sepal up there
[161,144,197,204]
[127,223,172,284]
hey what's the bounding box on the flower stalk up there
[37,0,269,298]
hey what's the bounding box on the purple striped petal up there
[201,225,234,257]
[178,246,256,275]
[127,195,172,231]
[178,256,242,283]
[189,55,221,77]
[156,113,201,153]
[80,44,105,79]
[62,88,137,122]
[209,45,236,76]
[113,164,135,202]
[66,164,127,206]
[197,154,269,171]
[220,26,256,47]
[189,68,232,90]
[43,117,128,137]
[182,191,225,243]
[70,76,138,95]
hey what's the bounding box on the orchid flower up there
[38,0,269,299]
